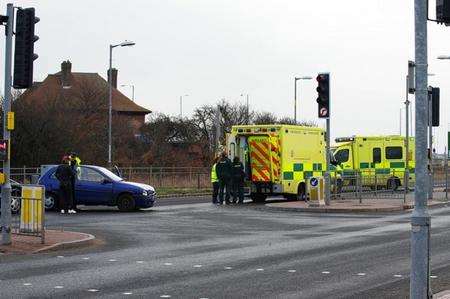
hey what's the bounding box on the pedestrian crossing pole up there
[1,3,14,245]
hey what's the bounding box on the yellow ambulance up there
[227,124,327,202]
[332,135,415,190]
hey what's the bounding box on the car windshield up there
[96,167,123,181]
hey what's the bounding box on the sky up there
[0,0,449,152]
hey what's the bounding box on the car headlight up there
[142,190,148,196]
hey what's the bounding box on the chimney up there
[107,68,118,88]
[61,60,72,88]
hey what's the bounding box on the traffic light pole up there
[428,90,433,200]
[1,3,14,245]
[410,0,431,297]
[325,117,331,206]
[405,75,410,194]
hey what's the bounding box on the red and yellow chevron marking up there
[270,137,281,180]
[249,138,271,182]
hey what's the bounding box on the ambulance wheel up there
[251,194,267,203]
[387,178,399,191]
[297,183,306,201]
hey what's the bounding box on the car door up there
[76,167,113,205]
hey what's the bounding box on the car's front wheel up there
[117,194,136,212]
[45,193,58,211]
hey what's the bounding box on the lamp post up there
[240,94,250,124]
[108,40,135,165]
[121,84,135,101]
[180,94,189,117]
[294,76,312,123]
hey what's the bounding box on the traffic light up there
[431,87,440,127]
[0,140,8,161]
[13,8,39,89]
[437,0,450,24]
[316,73,330,118]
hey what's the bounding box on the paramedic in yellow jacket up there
[69,152,81,210]
[211,156,219,204]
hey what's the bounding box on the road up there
[1,197,450,298]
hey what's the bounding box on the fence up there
[11,185,45,244]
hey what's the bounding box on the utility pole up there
[294,78,298,123]
[428,88,433,200]
[1,3,14,245]
[410,0,431,297]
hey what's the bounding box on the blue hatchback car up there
[39,165,156,212]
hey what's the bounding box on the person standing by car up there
[216,152,232,205]
[55,156,76,214]
[211,156,219,204]
[231,156,245,204]
[69,152,81,211]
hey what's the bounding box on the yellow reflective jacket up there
[211,163,218,183]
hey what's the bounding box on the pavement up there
[267,191,449,213]
[0,229,95,254]
[1,197,450,298]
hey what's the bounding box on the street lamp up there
[108,40,135,165]
[294,76,313,123]
[180,94,189,117]
[240,94,250,124]
[121,84,135,101]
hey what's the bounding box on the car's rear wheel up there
[117,194,136,212]
[11,196,20,214]
[45,193,58,211]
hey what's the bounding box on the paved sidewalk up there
[0,230,95,254]
[266,191,449,213]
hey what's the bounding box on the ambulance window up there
[334,149,349,163]
[373,148,381,164]
[386,146,403,159]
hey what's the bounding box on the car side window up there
[79,167,104,183]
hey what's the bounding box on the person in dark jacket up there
[231,156,245,204]
[55,156,76,214]
[216,152,232,205]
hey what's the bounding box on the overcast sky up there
[0,1,449,152]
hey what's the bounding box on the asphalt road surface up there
[1,197,450,298]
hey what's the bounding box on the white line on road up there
[394,274,402,278]
[54,286,64,289]
[224,266,233,270]
[82,257,90,260]
[87,289,99,292]
[356,273,366,276]
[136,261,144,264]
[108,259,117,262]
[23,283,32,286]
[164,262,173,266]
[160,295,171,298]
[431,275,438,279]
[193,265,203,268]
[123,292,133,295]
[322,271,330,274]
[56,256,64,258]
[256,268,264,271]
[288,270,296,273]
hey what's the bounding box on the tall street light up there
[294,76,312,123]
[121,84,135,101]
[240,93,249,124]
[108,40,135,165]
[180,94,189,117]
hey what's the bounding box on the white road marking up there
[394,274,402,278]
[87,289,99,292]
[199,297,209,299]
[288,270,296,273]
[82,257,90,260]
[54,286,64,289]
[357,273,366,276]
[322,271,330,274]
[136,261,144,264]
[160,295,171,298]
[123,292,133,295]
[23,283,32,286]
[224,266,233,270]
[56,256,64,258]
[108,259,117,262]
[164,262,173,266]
[256,268,264,271]
[431,275,438,279]
[193,265,203,268]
